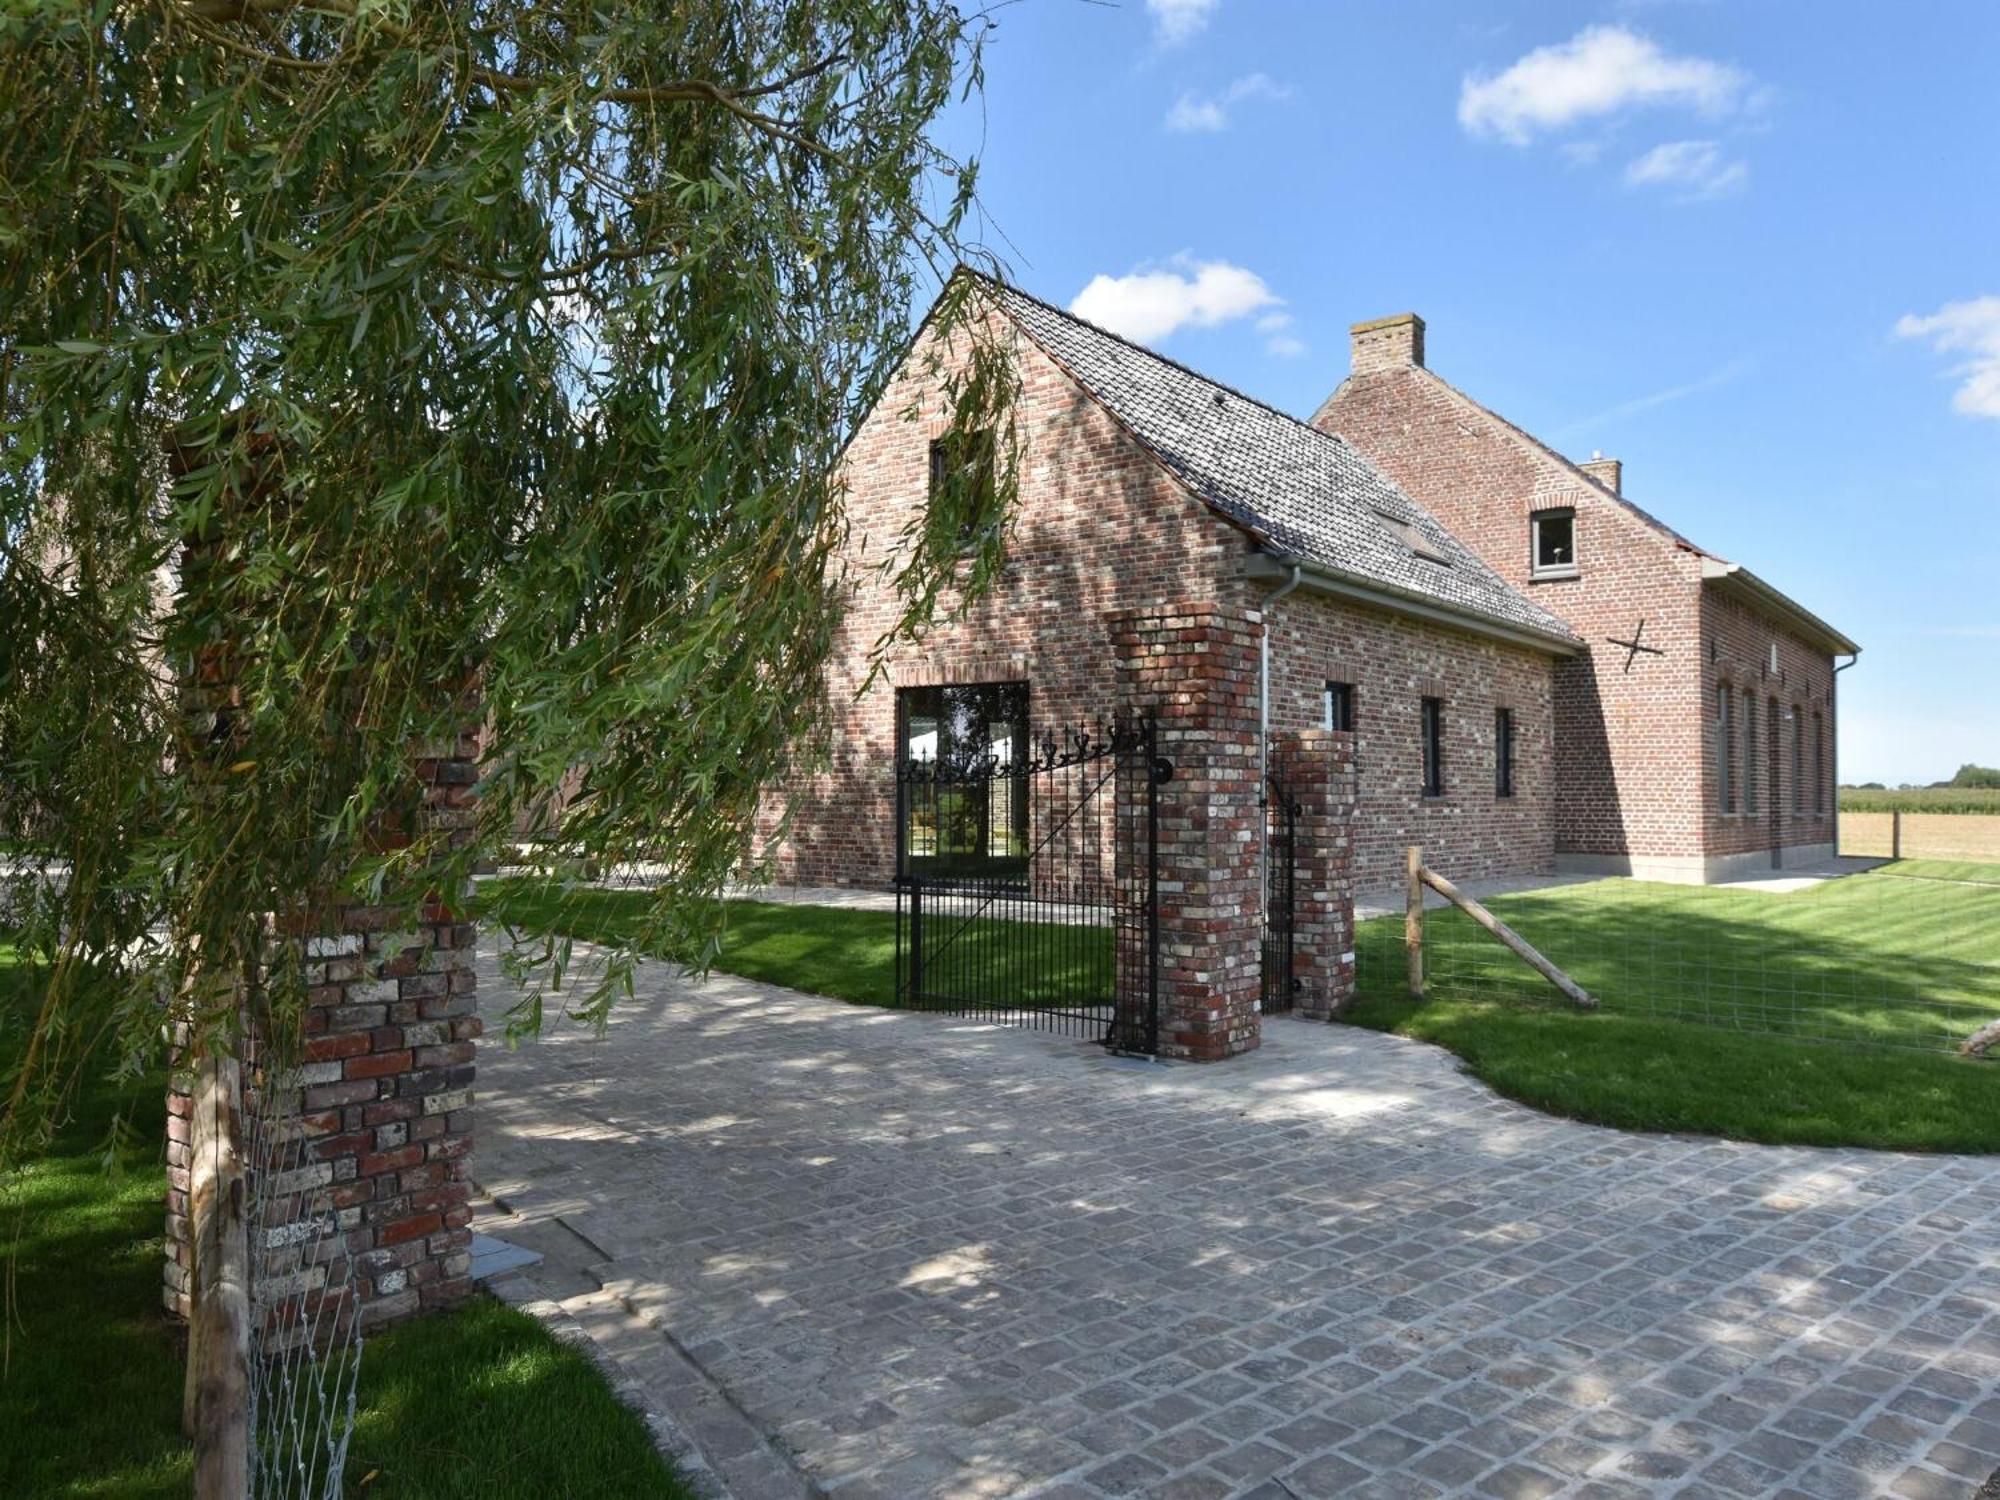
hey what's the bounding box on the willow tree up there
[0,0,1019,1165]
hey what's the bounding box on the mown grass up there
[481,880,1117,1014]
[0,940,695,1500]
[1350,865,2000,1152]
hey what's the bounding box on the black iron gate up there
[895,715,1166,1055]
[1262,760,1299,1014]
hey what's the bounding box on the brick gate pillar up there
[1269,729,1358,1020]
[1109,604,1263,1061]
[164,739,481,1332]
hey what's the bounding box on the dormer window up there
[1531,508,1577,579]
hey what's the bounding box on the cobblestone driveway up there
[472,946,2000,1500]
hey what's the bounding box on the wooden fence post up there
[184,1047,250,1499]
[1892,809,1903,860]
[1405,844,1424,999]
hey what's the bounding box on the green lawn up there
[485,870,2000,1154]
[481,881,1117,1014]
[0,942,696,1500]
[1349,864,2000,1152]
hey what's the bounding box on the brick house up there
[1316,314,1859,882]
[771,276,1584,898]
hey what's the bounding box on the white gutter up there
[1246,553,1581,657]
[1833,652,1860,857]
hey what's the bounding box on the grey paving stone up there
[471,947,2000,1500]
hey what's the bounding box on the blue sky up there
[935,1,2000,785]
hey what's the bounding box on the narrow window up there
[1421,697,1444,798]
[1814,711,1826,816]
[1325,680,1355,733]
[1495,707,1515,798]
[1716,685,1733,813]
[1792,706,1805,815]
[1769,698,1782,818]
[1743,690,1759,815]
[896,680,1028,877]
[928,429,997,548]
[1531,508,1577,577]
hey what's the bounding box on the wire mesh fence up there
[1356,863,2000,1055]
[245,1064,364,1500]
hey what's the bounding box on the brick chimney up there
[1580,454,1623,495]
[1349,313,1425,375]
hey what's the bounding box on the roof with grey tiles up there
[982,277,1579,647]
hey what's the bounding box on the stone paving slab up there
[471,945,2000,1499]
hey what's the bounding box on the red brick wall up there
[766,313,1568,897]
[1319,361,1840,872]
[1701,588,1839,860]
[165,741,480,1334]
[1265,590,1557,892]
[1110,605,1264,1060]
[767,311,1260,887]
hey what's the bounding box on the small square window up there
[1532,509,1577,577]
[1325,681,1356,733]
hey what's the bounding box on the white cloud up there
[1623,139,1748,199]
[1164,72,1291,133]
[1166,95,1227,132]
[1459,25,1751,145]
[1070,257,1289,351]
[1147,0,1218,46]
[1894,297,2000,420]
[1256,311,1307,359]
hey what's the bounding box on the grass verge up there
[1340,990,2000,1153]
[0,941,695,1500]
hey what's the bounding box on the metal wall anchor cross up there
[1607,618,1667,673]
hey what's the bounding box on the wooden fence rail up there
[1404,845,1597,1012]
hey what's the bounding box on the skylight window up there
[1373,508,1450,565]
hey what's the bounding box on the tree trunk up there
[184,1047,251,1498]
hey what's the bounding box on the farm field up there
[1839,811,2000,863]
[1839,786,2000,814]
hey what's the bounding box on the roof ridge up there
[1326,362,1719,562]
[967,268,1356,455]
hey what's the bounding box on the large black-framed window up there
[1325,680,1356,732]
[1421,696,1444,799]
[1495,706,1515,798]
[896,681,1029,877]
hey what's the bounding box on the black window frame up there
[895,680,1030,880]
[1495,706,1515,799]
[1531,508,1578,578]
[928,428,998,550]
[1325,680,1356,733]
[1717,684,1734,813]
[1743,688,1759,815]
[1814,711,1826,816]
[1421,696,1445,799]
[1800,708,1816,816]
